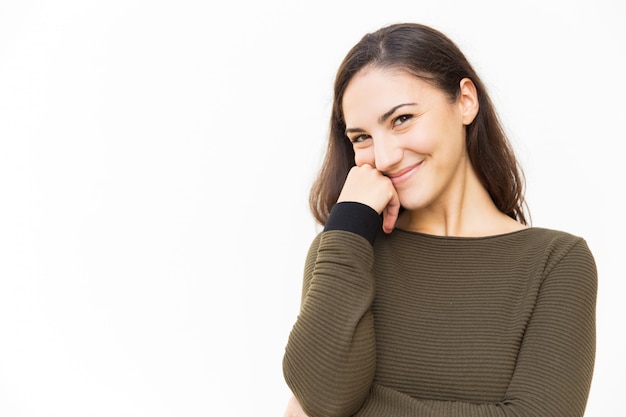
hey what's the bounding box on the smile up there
[386,162,423,185]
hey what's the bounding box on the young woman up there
[282,23,597,417]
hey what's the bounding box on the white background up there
[0,0,623,416]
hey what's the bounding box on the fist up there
[337,164,400,233]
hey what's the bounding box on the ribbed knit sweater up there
[283,203,597,417]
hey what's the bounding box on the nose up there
[373,134,402,173]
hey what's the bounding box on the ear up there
[458,78,479,125]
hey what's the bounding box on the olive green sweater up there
[283,203,597,417]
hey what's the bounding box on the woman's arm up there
[282,203,382,417]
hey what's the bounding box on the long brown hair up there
[309,23,529,226]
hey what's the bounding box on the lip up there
[386,162,423,185]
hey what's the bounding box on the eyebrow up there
[345,102,417,135]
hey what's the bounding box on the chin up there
[398,197,427,212]
[399,186,438,210]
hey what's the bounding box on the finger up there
[382,189,401,234]
[338,165,391,214]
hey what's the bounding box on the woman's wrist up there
[323,201,382,245]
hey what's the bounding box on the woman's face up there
[341,66,478,212]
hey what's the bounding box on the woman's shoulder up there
[519,227,591,251]
[479,227,596,275]
[522,227,596,266]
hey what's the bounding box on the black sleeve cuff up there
[323,202,382,245]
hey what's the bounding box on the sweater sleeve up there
[283,203,381,417]
[355,237,598,417]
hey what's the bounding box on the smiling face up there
[342,66,479,213]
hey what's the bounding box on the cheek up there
[418,119,464,156]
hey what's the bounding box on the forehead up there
[342,67,438,120]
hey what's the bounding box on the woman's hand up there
[338,164,400,233]
[284,395,309,417]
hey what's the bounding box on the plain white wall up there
[0,0,623,416]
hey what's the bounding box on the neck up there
[397,166,524,237]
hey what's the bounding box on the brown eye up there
[350,134,370,144]
[393,114,413,126]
